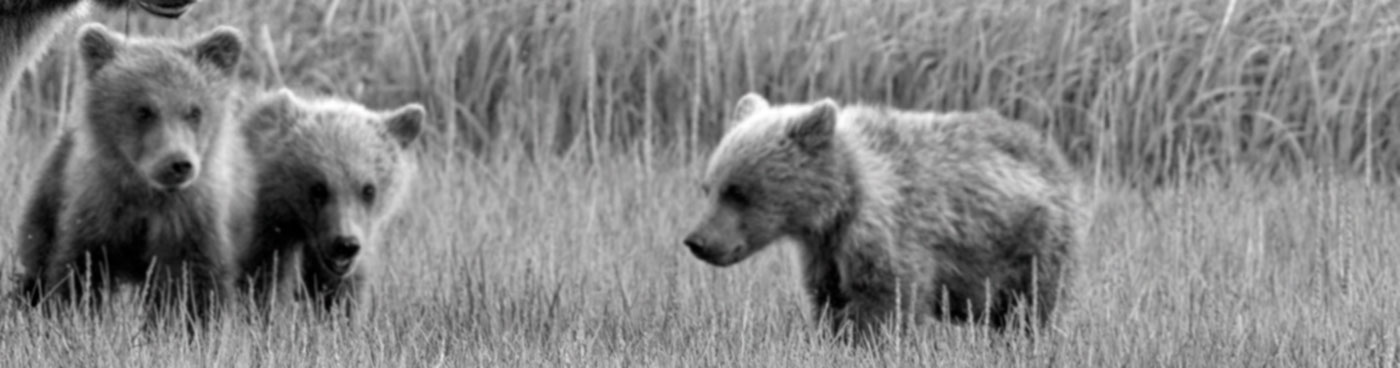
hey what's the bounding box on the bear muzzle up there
[148,154,199,191]
[323,235,361,275]
[683,233,743,267]
[136,0,198,18]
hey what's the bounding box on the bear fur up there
[0,0,196,126]
[11,23,247,323]
[683,93,1084,338]
[236,88,424,315]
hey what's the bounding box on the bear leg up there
[12,131,75,308]
[39,245,117,315]
[141,256,228,331]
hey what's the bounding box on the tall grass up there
[10,0,1400,184]
[2,145,1397,366]
[3,0,1400,366]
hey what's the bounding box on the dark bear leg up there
[141,258,227,333]
[12,131,74,308]
[991,205,1072,332]
[40,248,116,316]
[142,219,231,332]
[301,266,360,318]
[836,298,901,346]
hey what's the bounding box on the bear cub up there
[12,23,247,323]
[236,88,424,314]
[684,93,1084,339]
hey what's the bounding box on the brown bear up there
[11,23,247,324]
[236,88,424,315]
[683,93,1084,340]
[1,0,197,126]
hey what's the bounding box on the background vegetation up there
[1,0,1398,366]
[10,0,1400,184]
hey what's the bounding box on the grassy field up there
[3,0,1400,366]
[2,145,1398,366]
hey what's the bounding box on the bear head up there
[244,89,424,278]
[684,93,854,266]
[76,22,242,192]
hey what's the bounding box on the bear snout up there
[331,236,361,259]
[315,236,361,277]
[683,234,707,254]
[683,233,741,266]
[136,0,198,19]
[150,154,199,191]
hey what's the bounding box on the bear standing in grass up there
[684,93,1084,338]
[12,23,246,323]
[1,0,197,125]
[236,89,424,314]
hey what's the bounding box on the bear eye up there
[309,182,331,206]
[185,106,202,125]
[134,106,157,127]
[361,184,377,203]
[721,184,748,206]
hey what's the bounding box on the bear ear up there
[383,103,425,149]
[189,26,244,76]
[788,98,840,152]
[729,93,769,130]
[77,23,121,76]
[243,88,300,147]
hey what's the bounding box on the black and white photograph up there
[0,0,1397,366]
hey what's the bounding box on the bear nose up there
[683,234,705,253]
[169,160,193,178]
[155,158,196,189]
[331,236,361,258]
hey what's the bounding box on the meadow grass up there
[3,0,1400,366]
[10,0,1400,182]
[1,143,1398,366]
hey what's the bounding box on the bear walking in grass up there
[1,0,197,125]
[683,93,1084,339]
[12,23,247,323]
[236,88,424,314]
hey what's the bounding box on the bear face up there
[684,94,854,266]
[76,23,241,192]
[244,89,423,279]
